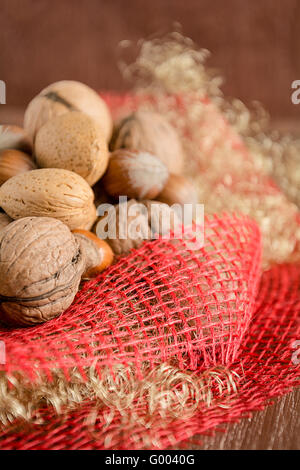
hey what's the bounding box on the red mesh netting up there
[0,213,261,380]
[0,262,299,450]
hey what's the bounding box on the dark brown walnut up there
[0,217,85,326]
[94,199,181,255]
[110,110,185,174]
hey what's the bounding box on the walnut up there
[0,217,85,326]
[110,110,185,174]
[24,80,112,142]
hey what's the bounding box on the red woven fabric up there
[0,213,261,380]
[0,262,299,450]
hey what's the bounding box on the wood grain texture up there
[1,0,300,119]
[193,389,300,450]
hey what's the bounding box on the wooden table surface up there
[0,106,299,450]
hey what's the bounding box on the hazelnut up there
[103,149,169,200]
[156,173,198,207]
[110,110,184,174]
[0,217,85,326]
[0,168,97,230]
[72,229,114,279]
[35,112,109,186]
[0,125,32,154]
[0,149,36,186]
[24,80,112,142]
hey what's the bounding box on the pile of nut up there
[0,80,197,326]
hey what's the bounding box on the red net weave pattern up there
[0,213,261,381]
[0,262,299,450]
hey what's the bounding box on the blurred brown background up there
[1,0,300,121]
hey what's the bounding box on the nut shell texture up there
[103,149,169,200]
[110,110,184,174]
[0,149,36,186]
[73,230,114,279]
[0,217,85,325]
[0,168,97,230]
[35,112,109,186]
[24,80,112,142]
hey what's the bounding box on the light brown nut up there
[110,110,184,174]
[0,168,97,230]
[24,80,112,142]
[0,149,36,186]
[0,212,13,232]
[35,112,109,186]
[73,229,114,279]
[156,173,198,207]
[0,217,85,326]
[0,125,32,154]
[103,149,169,200]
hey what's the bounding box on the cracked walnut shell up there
[0,217,85,326]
